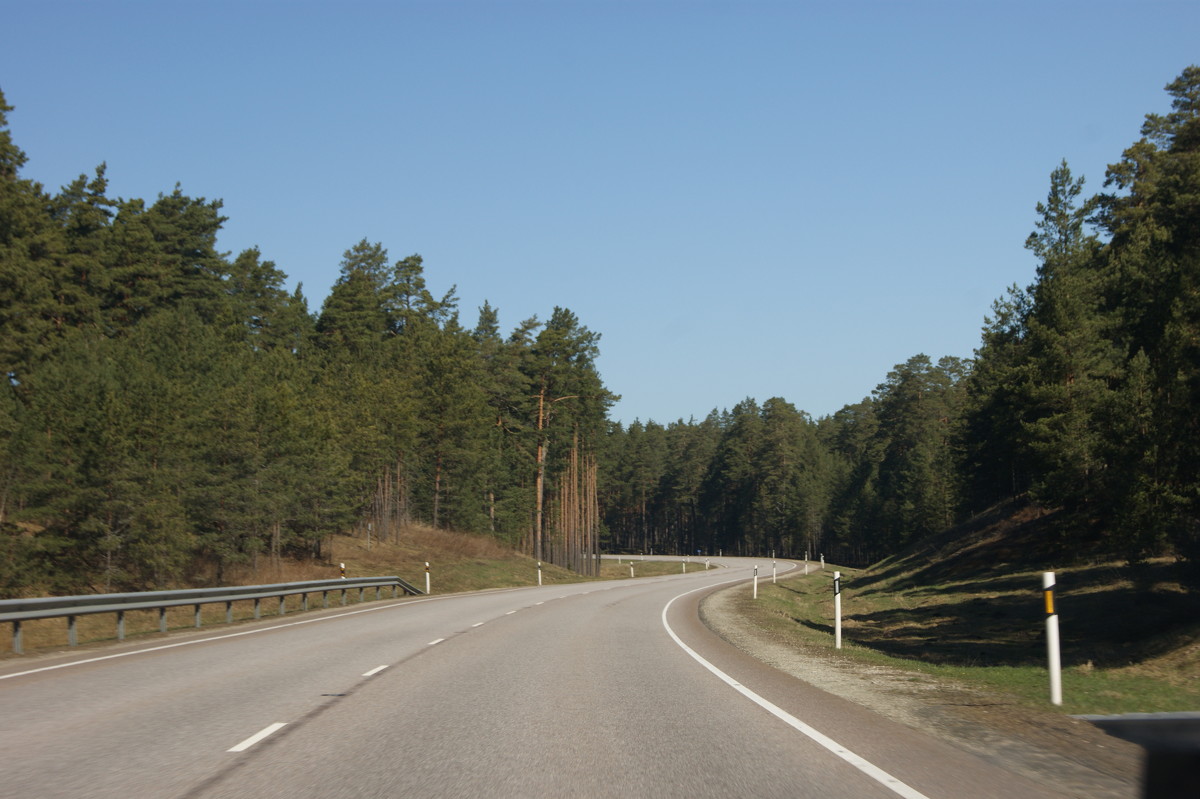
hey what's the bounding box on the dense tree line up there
[0,89,612,595]
[3,66,1198,594]
[602,67,1200,576]
[600,355,966,566]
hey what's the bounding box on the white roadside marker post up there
[538,561,542,586]
[1044,572,1062,705]
[425,562,431,595]
[753,565,759,599]
[340,562,346,579]
[773,560,777,584]
[820,554,825,571]
[629,563,634,578]
[834,571,843,649]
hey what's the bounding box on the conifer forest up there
[2,67,1199,595]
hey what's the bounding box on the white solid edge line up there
[362,665,388,677]
[228,722,287,752]
[661,583,931,799]
[427,638,445,646]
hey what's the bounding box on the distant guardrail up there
[0,576,424,654]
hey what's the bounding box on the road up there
[0,558,1075,798]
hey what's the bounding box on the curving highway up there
[0,558,1071,798]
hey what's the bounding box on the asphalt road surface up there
[0,558,1076,798]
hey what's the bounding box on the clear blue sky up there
[3,1,1197,425]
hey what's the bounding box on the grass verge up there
[739,566,1200,716]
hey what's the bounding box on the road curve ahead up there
[0,558,1071,798]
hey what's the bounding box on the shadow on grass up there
[796,618,834,635]
[838,579,1200,669]
[856,562,1142,603]
[818,499,1200,671]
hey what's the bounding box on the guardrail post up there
[68,615,77,646]
[12,620,21,655]
[358,587,365,603]
[279,595,286,616]
[159,607,167,633]
[254,598,261,619]
[195,604,202,627]
[302,593,309,611]
[117,610,126,641]
[226,601,233,623]
[341,588,347,606]
[323,590,329,609]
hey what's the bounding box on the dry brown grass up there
[402,523,515,560]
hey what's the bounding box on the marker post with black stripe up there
[834,571,843,650]
[1043,571,1062,705]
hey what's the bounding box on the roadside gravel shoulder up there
[699,582,1143,799]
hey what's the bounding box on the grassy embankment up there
[2,524,686,655]
[733,503,1200,716]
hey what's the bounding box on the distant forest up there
[2,66,1198,595]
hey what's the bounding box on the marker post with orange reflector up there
[1043,571,1062,705]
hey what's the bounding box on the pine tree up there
[1019,161,1114,530]
[1097,66,1200,566]
[314,243,390,357]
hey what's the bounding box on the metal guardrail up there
[0,576,424,654]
